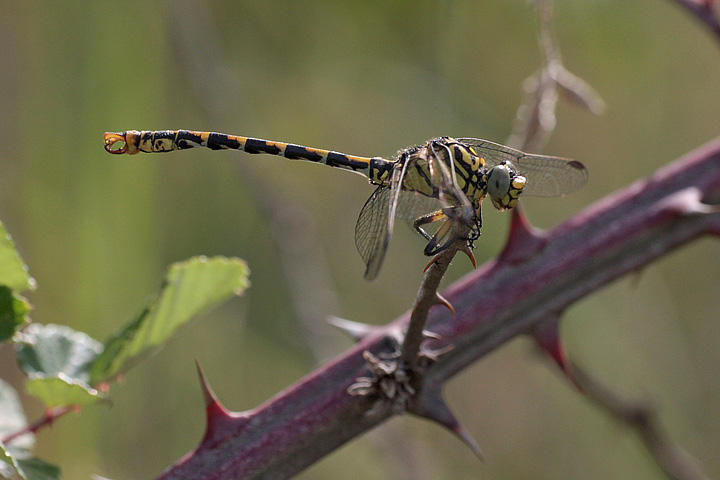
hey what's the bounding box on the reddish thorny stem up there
[1,406,74,444]
[2,2,716,477]
[149,135,720,479]
[670,0,720,43]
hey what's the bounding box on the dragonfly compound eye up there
[487,164,512,200]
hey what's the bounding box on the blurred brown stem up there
[573,364,711,480]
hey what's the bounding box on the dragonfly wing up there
[395,190,442,223]
[457,138,588,197]
[355,186,392,280]
[354,163,407,280]
[512,154,588,196]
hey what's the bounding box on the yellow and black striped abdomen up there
[104,130,395,180]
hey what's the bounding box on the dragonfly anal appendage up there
[104,130,142,155]
[104,132,129,154]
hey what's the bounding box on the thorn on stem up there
[498,207,547,265]
[529,318,583,391]
[195,360,252,448]
[195,359,218,408]
[328,316,379,343]
[419,343,454,363]
[669,187,720,215]
[423,257,437,273]
[422,330,442,340]
[458,242,477,269]
[411,383,484,461]
[432,293,455,315]
[195,360,234,423]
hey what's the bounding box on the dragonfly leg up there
[413,210,447,242]
[424,220,455,255]
[415,204,479,256]
[414,210,463,255]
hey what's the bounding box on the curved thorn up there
[423,256,437,273]
[422,330,442,340]
[665,187,716,216]
[433,293,455,315]
[328,316,379,343]
[195,360,234,421]
[529,319,583,392]
[411,383,484,461]
[421,343,455,362]
[452,421,484,461]
[195,359,218,408]
[498,206,547,265]
[629,268,645,289]
[458,242,477,269]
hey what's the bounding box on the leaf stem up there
[1,406,73,445]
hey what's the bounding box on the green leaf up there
[0,380,33,452]
[0,221,35,293]
[89,256,249,384]
[0,379,41,480]
[16,325,106,407]
[0,287,31,342]
[25,374,105,408]
[0,444,12,464]
[16,324,102,383]
[0,444,16,479]
[14,456,61,480]
[0,444,61,480]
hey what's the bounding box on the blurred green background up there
[1,1,719,479]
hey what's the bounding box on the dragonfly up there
[104,130,588,280]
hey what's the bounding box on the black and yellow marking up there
[104,130,393,182]
[393,137,489,203]
[104,129,587,280]
[103,131,522,208]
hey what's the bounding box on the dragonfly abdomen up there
[104,130,393,178]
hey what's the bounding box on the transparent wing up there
[354,162,409,280]
[355,143,479,280]
[456,138,588,197]
[395,190,442,223]
[355,187,445,280]
[355,186,392,281]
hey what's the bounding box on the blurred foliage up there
[1,1,719,479]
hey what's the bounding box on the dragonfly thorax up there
[387,138,488,200]
[391,137,528,212]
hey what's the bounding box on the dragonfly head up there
[486,161,527,210]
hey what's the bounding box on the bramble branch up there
[153,135,720,480]
[669,0,720,44]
